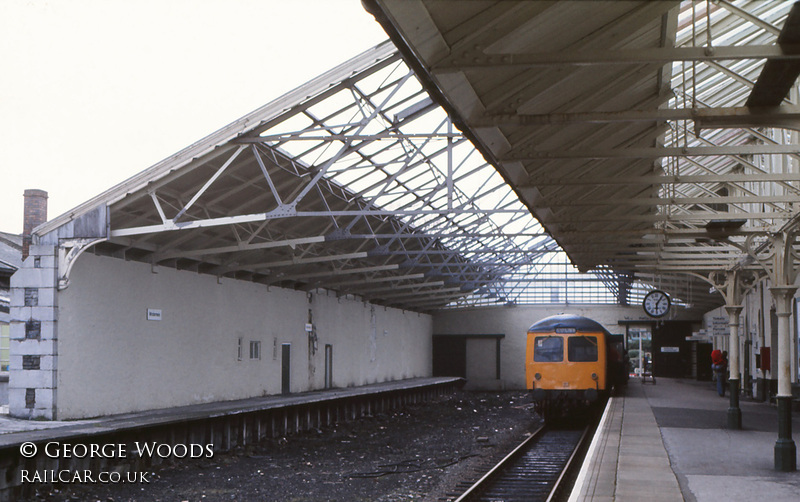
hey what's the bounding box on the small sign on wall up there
[147,308,162,321]
[660,346,680,353]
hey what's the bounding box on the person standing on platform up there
[711,349,726,397]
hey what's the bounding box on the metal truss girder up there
[535,194,800,208]
[434,45,800,71]
[715,0,781,36]
[298,209,528,217]
[476,105,800,127]
[270,264,402,284]
[527,172,800,186]
[154,236,326,261]
[173,146,248,221]
[323,273,427,289]
[235,132,460,142]
[350,280,444,294]
[400,292,480,309]
[505,144,800,161]
[110,207,297,237]
[374,286,463,301]
[695,105,800,130]
[342,232,548,240]
[90,36,625,311]
[373,248,557,256]
[545,211,789,224]
[229,251,369,273]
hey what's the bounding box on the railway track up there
[447,423,592,502]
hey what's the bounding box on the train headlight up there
[591,373,598,381]
[534,373,542,380]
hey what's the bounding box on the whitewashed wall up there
[56,253,432,419]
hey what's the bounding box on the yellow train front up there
[526,314,619,419]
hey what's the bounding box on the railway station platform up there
[570,377,800,502]
[0,376,462,501]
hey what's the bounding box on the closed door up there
[281,344,291,394]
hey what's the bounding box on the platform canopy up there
[37,42,586,312]
[37,0,800,314]
[365,0,800,311]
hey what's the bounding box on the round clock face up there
[643,290,670,318]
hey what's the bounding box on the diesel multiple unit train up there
[526,314,627,419]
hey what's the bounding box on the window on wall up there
[237,337,243,361]
[25,320,41,340]
[250,340,261,360]
[0,325,9,371]
[24,288,38,306]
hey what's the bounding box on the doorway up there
[281,343,291,394]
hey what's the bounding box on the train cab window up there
[568,336,598,362]
[533,336,563,362]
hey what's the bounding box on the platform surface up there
[0,376,461,447]
[571,377,800,501]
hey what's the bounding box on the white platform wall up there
[56,253,432,419]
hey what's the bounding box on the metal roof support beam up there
[376,286,463,301]
[715,0,781,36]
[379,248,559,256]
[434,45,800,71]
[110,207,528,238]
[220,251,371,276]
[477,105,800,128]
[173,145,247,222]
[342,117,452,234]
[149,192,169,224]
[298,209,528,218]
[543,211,785,224]
[342,231,548,240]
[747,2,800,108]
[400,291,481,308]
[322,273,427,289]
[350,280,444,294]
[536,194,800,208]
[289,72,417,207]
[153,236,327,261]
[703,60,758,91]
[252,144,284,205]
[527,172,800,186]
[269,264,402,285]
[237,132,461,142]
[505,143,800,161]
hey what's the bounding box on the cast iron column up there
[771,285,797,471]
[725,305,743,430]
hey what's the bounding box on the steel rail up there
[453,422,592,502]
[453,424,547,502]
[546,425,593,502]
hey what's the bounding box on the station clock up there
[643,290,670,318]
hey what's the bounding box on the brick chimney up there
[22,189,48,260]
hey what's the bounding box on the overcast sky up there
[0,0,387,234]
